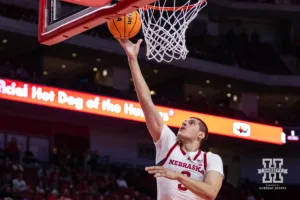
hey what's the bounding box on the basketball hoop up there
[139,0,207,63]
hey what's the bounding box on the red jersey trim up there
[204,152,207,171]
[179,145,186,156]
[161,142,178,166]
[193,149,201,160]
[180,145,201,161]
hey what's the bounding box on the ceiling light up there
[93,67,98,72]
[198,90,203,95]
[150,90,156,95]
[72,53,77,57]
[61,64,66,68]
[2,39,7,44]
[277,103,281,108]
[227,93,231,97]
[43,71,48,75]
[153,69,158,74]
[205,80,210,84]
[227,84,231,88]
[275,120,279,125]
[284,96,289,101]
[233,95,238,102]
[96,58,101,62]
[102,69,108,77]
[256,95,260,100]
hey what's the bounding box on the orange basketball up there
[107,10,142,40]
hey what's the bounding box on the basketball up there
[107,10,142,40]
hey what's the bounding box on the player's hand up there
[145,166,180,180]
[116,39,143,59]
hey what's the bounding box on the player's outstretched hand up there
[116,39,143,60]
[145,166,180,180]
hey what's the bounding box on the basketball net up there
[139,0,207,63]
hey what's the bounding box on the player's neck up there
[181,142,200,152]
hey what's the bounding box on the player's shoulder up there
[204,151,224,175]
[154,124,177,147]
[205,151,223,162]
[162,124,175,133]
[206,151,220,156]
[160,124,177,140]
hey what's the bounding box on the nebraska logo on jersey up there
[233,122,251,137]
[168,159,205,174]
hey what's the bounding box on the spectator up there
[0,60,14,78]
[16,65,30,81]
[12,174,28,192]
[36,180,47,193]
[7,137,19,163]
[51,176,61,192]
[3,158,12,172]
[60,144,70,162]
[117,174,128,188]
[98,180,107,195]
[37,166,46,178]
[23,147,38,166]
[63,171,72,182]
[48,190,59,200]
[1,184,13,199]
[50,148,59,166]
[72,191,80,200]
[89,181,99,197]
[12,160,24,172]
[132,191,141,200]
[0,148,5,164]
[78,180,91,195]
[89,151,99,171]
[2,173,13,187]
[67,180,75,194]
[247,192,256,200]
[97,195,105,200]
[84,150,92,170]
[59,188,72,200]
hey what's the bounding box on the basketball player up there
[117,39,224,200]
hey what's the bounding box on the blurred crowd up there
[0,137,156,200]
[0,61,33,82]
[1,136,295,200]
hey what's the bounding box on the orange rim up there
[141,0,206,11]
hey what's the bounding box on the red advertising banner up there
[0,78,284,145]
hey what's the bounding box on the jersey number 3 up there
[178,171,191,191]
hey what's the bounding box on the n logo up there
[258,158,288,184]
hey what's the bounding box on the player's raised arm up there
[117,39,164,142]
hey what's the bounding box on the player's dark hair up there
[190,117,209,143]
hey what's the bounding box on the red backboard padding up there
[61,0,112,7]
[38,0,156,45]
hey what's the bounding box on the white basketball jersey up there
[155,125,224,200]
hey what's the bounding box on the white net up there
[139,0,207,63]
